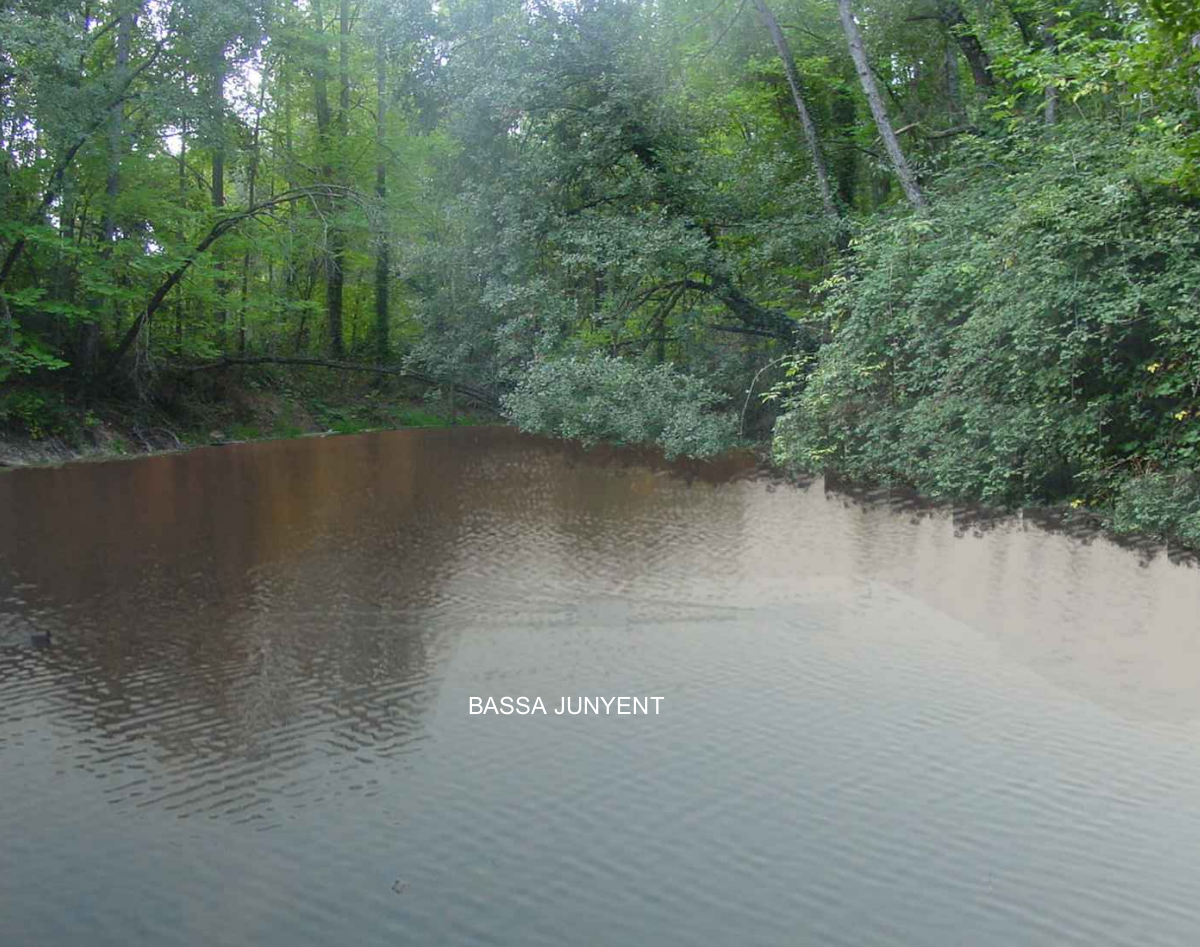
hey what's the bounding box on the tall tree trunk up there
[837,0,928,210]
[175,115,187,347]
[281,43,298,350]
[1191,31,1200,113]
[373,31,390,359]
[1001,0,1034,46]
[749,0,839,221]
[323,0,350,358]
[239,79,266,356]
[311,0,344,357]
[830,74,857,208]
[338,0,351,137]
[935,0,995,92]
[1038,16,1059,127]
[81,6,135,377]
[49,0,81,351]
[945,41,964,123]
[52,169,78,353]
[210,46,229,347]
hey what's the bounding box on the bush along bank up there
[771,126,1200,551]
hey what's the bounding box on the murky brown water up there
[2,426,1200,946]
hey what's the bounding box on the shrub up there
[0,388,73,440]
[1112,472,1200,548]
[774,125,1200,516]
[503,354,739,459]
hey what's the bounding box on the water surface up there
[2,427,1200,946]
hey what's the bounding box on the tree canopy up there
[3,0,1200,536]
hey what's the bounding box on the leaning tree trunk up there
[935,0,995,92]
[750,0,839,221]
[837,0,927,210]
[945,41,964,123]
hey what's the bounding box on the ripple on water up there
[2,427,1200,947]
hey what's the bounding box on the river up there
[2,426,1199,946]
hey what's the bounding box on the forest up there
[3,0,1200,544]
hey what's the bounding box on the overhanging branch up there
[103,186,358,378]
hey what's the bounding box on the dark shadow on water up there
[815,472,1199,569]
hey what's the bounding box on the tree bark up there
[210,45,229,347]
[373,30,390,359]
[679,276,819,351]
[945,41,964,123]
[81,7,135,378]
[1041,16,1058,127]
[239,78,267,355]
[837,0,928,210]
[1001,0,1034,46]
[935,0,995,92]
[749,0,839,221]
[338,0,351,136]
[324,0,351,357]
[175,113,187,346]
[1191,31,1200,113]
[310,0,345,357]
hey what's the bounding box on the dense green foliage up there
[3,0,1200,542]
[504,354,738,458]
[775,126,1200,504]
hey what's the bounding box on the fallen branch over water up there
[178,355,501,410]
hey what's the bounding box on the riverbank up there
[0,368,491,470]
[4,377,1192,564]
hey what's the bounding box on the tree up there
[836,0,928,209]
[933,0,995,93]
[749,0,839,221]
[373,27,391,359]
[6,0,1200,539]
